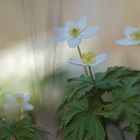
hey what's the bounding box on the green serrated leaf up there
[112,80,140,134]
[58,66,140,139]
[57,75,93,111]
[95,66,139,90]
[60,98,88,129]
[64,113,105,140]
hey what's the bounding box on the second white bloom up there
[70,52,108,67]
[3,93,34,114]
[116,26,140,46]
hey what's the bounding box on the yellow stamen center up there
[81,51,96,64]
[130,31,140,41]
[69,27,81,38]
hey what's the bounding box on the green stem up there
[88,66,96,86]
[77,46,82,57]
[77,46,89,76]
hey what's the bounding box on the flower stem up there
[77,46,89,76]
[77,46,82,57]
[88,66,96,86]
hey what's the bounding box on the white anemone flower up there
[3,94,18,113]
[70,52,108,67]
[15,93,34,111]
[116,26,140,46]
[3,93,34,113]
[55,17,100,48]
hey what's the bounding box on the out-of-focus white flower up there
[3,93,33,114]
[116,26,140,46]
[70,52,108,67]
[3,94,18,113]
[15,93,34,111]
[55,17,100,48]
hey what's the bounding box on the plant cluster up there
[55,17,140,140]
[0,93,47,140]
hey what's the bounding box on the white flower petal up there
[54,33,71,44]
[124,26,137,37]
[54,36,66,44]
[67,38,81,48]
[65,21,74,31]
[77,17,87,30]
[96,53,108,61]
[90,53,108,67]
[24,103,34,111]
[70,53,108,67]
[116,38,140,46]
[55,27,65,34]
[80,27,100,39]
[55,27,72,43]
[4,94,16,102]
[23,94,31,102]
[70,58,86,66]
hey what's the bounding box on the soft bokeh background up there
[0,0,140,139]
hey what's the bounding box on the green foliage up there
[59,98,105,140]
[95,66,138,90]
[0,119,48,140]
[58,75,94,111]
[58,66,140,140]
[64,113,105,140]
[112,77,140,134]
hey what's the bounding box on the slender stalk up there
[77,46,89,76]
[77,46,82,58]
[88,66,96,86]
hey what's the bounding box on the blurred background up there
[0,0,140,139]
